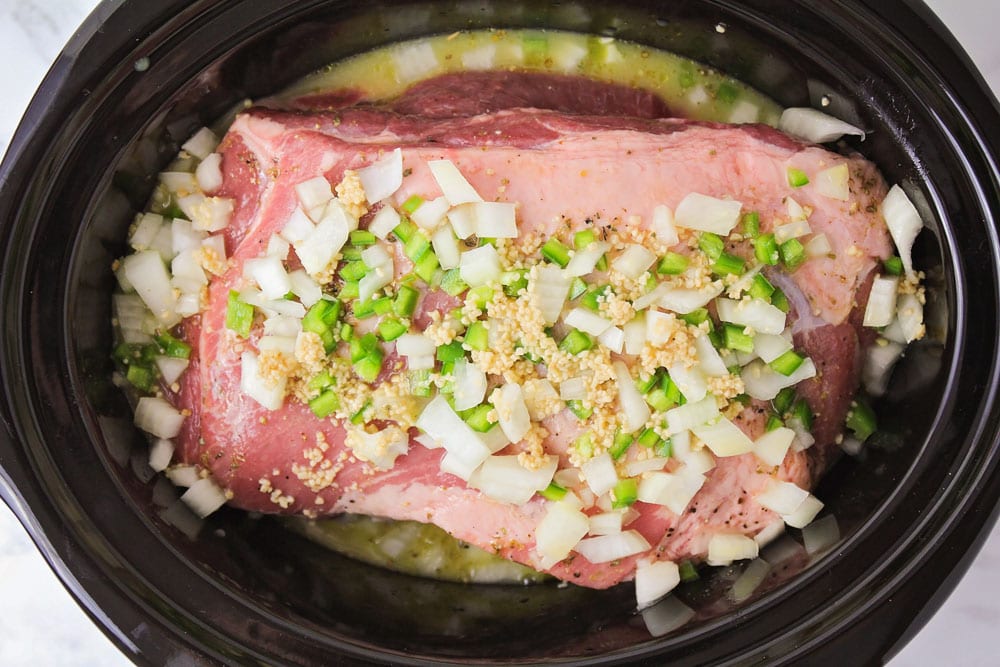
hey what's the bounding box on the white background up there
[0,0,997,664]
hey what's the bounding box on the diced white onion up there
[754,520,785,548]
[623,314,647,354]
[123,250,179,326]
[130,212,165,251]
[896,293,924,343]
[753,332,793,363]
[195,152,223,192]
[149,222,176,262]
[180,477,228,518]
[407,354,435,371]
[633,283,670,312]
[658,283,724,314]
[692,417,753,457]
[642,596,695,637]
[729,558,772,604]
[473,201,518,238]
[410,195,451,231]
[581,453,618,496]
[624,457,669,477]
[491,384,531,443]
[165,465,200,488]
[417,396,492,479]
[295,200,352,276]
[158,499,203,539]
[614,361,651,432]
[882,184,924,277]
[523,379,560,421]
[667,363,708,404]
[612,243,656,279]
[782,494,825,528]
[646,309,678,345]
[574,530,651,563]
[294,176,333,215]
[431,224,462,270]
[730,100,760,124]
[358,148,403,204]
[635,559,681,610]
[598,326,625,354]
[683,448,716,476]
[741,358,817,401]
[148,438,174,473]
[368,205,401,240]
[393,41,439,83]
[288,270,322,308]
[863,340,905,396]
[753,427,795,467]
[673,193,743,235]
[786,197,807,221]
[535,501,591,569]
[446,203,477,239]
[468,455,557,505]
[694,334,728,377]
[428,159,483,205]
[863,276,899,328]
[280,207,314,245]
[559,375,589,401]
[755,480,809,515]
[652,205,679,246]
[361,244,392,269]
[240,351,286,411]
[532,265,571,326]
[461,44,496,69]
[665,395,719,435]
[452,359,487,412]
[348,427,409,470]
[181,127,218,160]
[815,164,850,201]
[460,243,502,287]
[802,515,839,554]
[565,308,612,337]
[155,356,189,385]
[778,107,865,143]
[565,241,610,277]
[589,511,624,536]
[171,219,207,255]
[773,219,812,244]
[134,396,185,439]
[244,256,291,300]
[716,297,786,335]
[707,533,759,566]
[265,234,290,261]
[395,333,436,357]
[170,249,207,294]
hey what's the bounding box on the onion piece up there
[368,205,401,240]
[753,427,795,467]
[646,309,678,345]
[707,533,759,566]
[358,148,403,203]
[280,207,314,246]
[523,379,560,421]
[881,184,923,277]
[288,270,322,308]
[652,205,679,246]
[623,313,647,354]
[612,243,657,279]
[741,358,817,401]
[240,351,286,411]
[195,152,223,192]
[753,332,793,364]
[244,256,291,300]
[694,334,728,377]
[129,212,165,251]
[581,452,618,496]
[635,559,681,610]
[148,438,174,473]
[692,417,753,457]
[395,333,436,358]
[461,43,496,70]
[598,325,625,354]
[359,262,394,304]
[172,219,207,256]
[802,515,839,554]
[460,243,503,287]
[535,501,590,569]
[778,107,865,143]
[755,480,810,515]
[417,396,492,479]
[491,384,531,443]
[559,375,589,401]
[782,494,824,529]
[532,265,571,325]
[468,455,557,505]
[896,293,924,343]
[683,449,716,476]
[393,41,439,83]
[123,250,179,327]
[452,359,487,411]
[716,297,786,335]
[773,219,812,244]
[428,159,483,205]
[667,363,708,404]
[624,457,669,478]
[295,200,352,276]
[863,276,899,328]
[729,558,772,604]
[165,465,199,488]
[170,249,208,294]
[863,340,905,396]
[642,596,695,637]
[407,354,435,371]
[473,201,518,238]
[410,195,451,231]
[574,530,651,563]
[633,283,670,311]
[674,193,743,235]
[565,241,611,277]
[156,356,189,385]
[565,308,612,337]
[134,397,185,439]
[181,127,218,160]
[658,283,724,314]
[294,177,333,215]
[589,511,624,536]
[446,203,477,239]
[180,477,228,518]
[158,499,203,539]
[614,361,651,432]
[265,234,290,261]
[815,164,850,201]
[664,395,719,435]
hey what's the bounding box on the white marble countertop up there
[0,1,997,664]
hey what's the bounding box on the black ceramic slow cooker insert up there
[1,0,999,664]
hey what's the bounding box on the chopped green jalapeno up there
[400,194,424,214]
[559,329,593,355]
[770,349,805,376]
[698,232,725,261]
[657,251,689,275]
[464,321,489,351]
[787,167,810,187]
[748,274,775,301]
[780,238,806,269]
[225,290,254,338]
[540,482,567,501]
[742,211,760,238]
[377,316,408,341]
[723,323,754,353]
[610,429,634,459]
[309,390,340,418]
[611,479,638,509]
[712,252,745,276]
[754,233,780,266]
[541,238,572,267]
[846,400,877,441]
[393,284,419,317]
